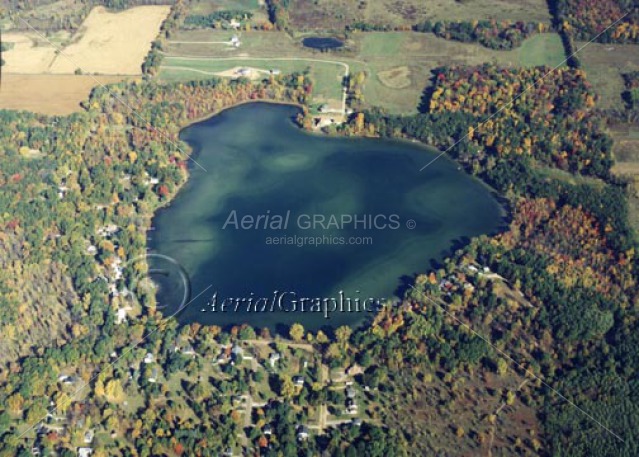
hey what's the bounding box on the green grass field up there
[354,32,566,113]
[161,30,566,114]
[161,56,346,102]
[517,34,566,67]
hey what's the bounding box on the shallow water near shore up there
[149,103,503,331]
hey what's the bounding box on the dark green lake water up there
[149,103,503,332]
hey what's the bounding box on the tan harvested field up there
[48,6,170,74]
[0,74,128,115]
[577,42,639,109]
[2,32,59,73]
[289,0,551,30]
[2,6,169,75]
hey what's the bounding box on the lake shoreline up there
[150,102,505,332]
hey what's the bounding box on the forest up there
[0,74,316,455]
[413,20,547,50]
[551,0,639,43]
[338,60,639,455]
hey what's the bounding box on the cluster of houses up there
[437,264,492,296]
[31,376,96,456]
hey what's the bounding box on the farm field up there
[288,0,552,30]
[2,31,60,73]
[0,75,129,115]
[48,6,170,74]
[3,6,170,75]
[162,31,566,113]
[576,42,639,109]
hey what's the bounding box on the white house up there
[77,448,93,457]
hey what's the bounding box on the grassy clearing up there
[188,0,262,14]
[576,42,639,109]
[167,30,300,57]
[610,125,639,232]
[355,32,566,113]
[517,34,566,67]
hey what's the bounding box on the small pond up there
[302,36,344,50]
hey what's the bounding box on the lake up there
[149,103,504,332]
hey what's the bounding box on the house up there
[215,352,230,365]
[183,345,196,356]
[148,367,159,383]
[293,376,304,387]
[84,429,94,444]
[270,68,281,75]
[58,375,76,385]
[116,307,130,324]
[77,448,93,457]
[143,353,154,364]
[345,398,358,414]
[231,344,243,361]
[230,35,240,45]
[31,447,41,456]
[352,418,363,427]
[229,19,240,29]
[345,386,356,399]
[268,352,281,368]
[297,425,309,441]
[263,424,272,436]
